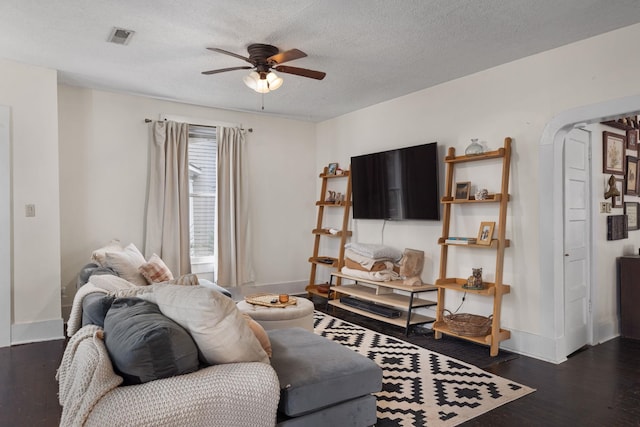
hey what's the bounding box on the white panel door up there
[563,128,592,356]
[0,105,10,348]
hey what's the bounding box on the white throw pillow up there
[91,239,123,266]
[104,243,148,287]
[139,283,269,365]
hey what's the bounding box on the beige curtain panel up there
[216,126,254,287]
[144,120,191,276]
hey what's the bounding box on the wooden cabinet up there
[329,272,437,335]
[434,137,512,356]
[618,256,640,340]
[306,167,352,297]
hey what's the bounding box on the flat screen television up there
[351,142,440,220]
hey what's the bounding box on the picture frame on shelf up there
[626,156,638,196]
[625,202,639,231]
[613,177,624,208]
[477,221,495,245]
[454,181,471,200]
[627,129,638,151]
[327,162,338,175]
[603,131,626,175]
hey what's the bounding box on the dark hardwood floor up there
[470,338,640,426]
[1,310,639,426]
[0,339,65,426]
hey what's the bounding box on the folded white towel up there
[344,242,403,262]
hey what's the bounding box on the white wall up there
[0,59,63,344]
[0,105,10,347]
[316,23,640,361]
[6,24,640,354]
[58,87,316,314]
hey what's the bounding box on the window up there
[188,125,216,265]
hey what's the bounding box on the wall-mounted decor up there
[602,115,639,131]
[625,202,639,231]
[603,131,626,175]
[626,156,638,196]
[604,174,620,200]
[607,214,628,240]
[455,181,471,200]
[613,177,624,208]
[627,129,638,151]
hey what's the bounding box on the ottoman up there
[236,297,315,331]
[268,327,382,427]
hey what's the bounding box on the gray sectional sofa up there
[60,263,382,426]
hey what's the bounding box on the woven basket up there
[442,309,492,337]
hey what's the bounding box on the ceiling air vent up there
[108,27,135,45]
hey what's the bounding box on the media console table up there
[328,272,437,335]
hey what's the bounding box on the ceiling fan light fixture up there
[266,71,283,91]
[243,71,283,93]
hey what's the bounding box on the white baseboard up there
[595,318,619,344]
[500,328,565,364]
[11,318,65,345]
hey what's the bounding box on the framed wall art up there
[627,129,638,151]
[603,131,626,175]
[626,156,638,196]
[625,202,639,231]
[613,177,624,208]
[607,214,628,240]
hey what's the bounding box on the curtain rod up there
[144,118,253,133]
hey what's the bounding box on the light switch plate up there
[600,202,613,213]
[25,204,35,217]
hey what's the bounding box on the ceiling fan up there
[202,43,326,93]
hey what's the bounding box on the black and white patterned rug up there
[313,311,535,427]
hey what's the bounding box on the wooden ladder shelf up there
[434,137,512,356]
[306,167,352,297]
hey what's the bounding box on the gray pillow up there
[81,293,115,327]
[77,263,100,289]
[104,297,199,385]
[76,263,119,289]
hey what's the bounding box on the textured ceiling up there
[1,1,640,122]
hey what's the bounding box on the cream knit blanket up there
[56,325,123,427]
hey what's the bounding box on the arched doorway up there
[540,95,640,363]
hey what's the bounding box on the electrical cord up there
[453,292,467,313]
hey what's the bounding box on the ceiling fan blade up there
[274,65,326,80]
[268,49,307,65]
[206,47,254,64]
[201,66,252,75]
